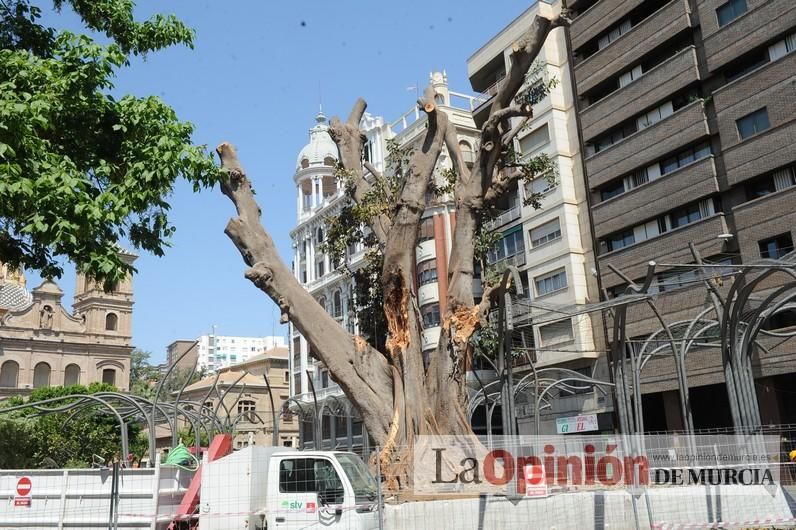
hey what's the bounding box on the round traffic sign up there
[16,477,31,496]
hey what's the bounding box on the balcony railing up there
[485,205,522,230]
[489,251,527,270]
[389,91,487,135]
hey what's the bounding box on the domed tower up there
[294,110,341,222]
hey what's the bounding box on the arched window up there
[333,290,342,318]
[300,158,310,169]
[33,362,51,388]
[102,368,116,386]
[435,93,445,104]
[0,360,19,388]
[316,227,324,244]
[64,364,81,386]
[323,156,336,166]
[459,140,474,164]
[105,313,118,331]
[317,296,327,311]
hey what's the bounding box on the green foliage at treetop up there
[0,382,147,468]
[0,0,220,288]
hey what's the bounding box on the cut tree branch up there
[216,142,394,442]
[328,99,390,244]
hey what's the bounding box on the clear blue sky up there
[28,0,533,363]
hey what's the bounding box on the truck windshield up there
[336,453,378,502]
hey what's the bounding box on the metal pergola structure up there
[470,250,796,443]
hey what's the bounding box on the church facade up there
[0,254,136,397]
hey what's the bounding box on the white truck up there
[0,445,381,530]
[200,446,381,530]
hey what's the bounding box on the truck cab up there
[200,447,380,530]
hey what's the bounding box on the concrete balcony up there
[733,187,796,261]
[700,0,796,73]
[599,214,728,287]
[713,53,796,187]
[574,0,692,95]
[570,0,646,51]
[416,239,436,263]
[592,156,719,237]
[586,101,709,189]
[580,46,700,141]
[417,282,439,306]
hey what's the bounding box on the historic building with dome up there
[0,254,136,397]
[288,72,482,452]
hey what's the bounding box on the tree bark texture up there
[218,8,569,485]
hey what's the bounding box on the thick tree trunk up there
[217,6,570,487]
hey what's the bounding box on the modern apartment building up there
[195,334,286,372]
[568,0,796,429]
[466,0,611,435]
[288,72,481,451]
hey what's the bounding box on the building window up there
[316,260,325,278]
[237,399,256,414]
[418,217,435,242]
[525,174,556,198]
[605,229,635,252]
[487,227,525,264]
[637,101,673,130]
[768,32,796,61]
[529,218,562,248]
[417,259,438,286]
[597,18,631,50]
[0,360,19,388]
[105,313,118,331]
[600,180,625,202]
[102,368,116,386]
[64,364,81,386]
[717,0,747,27]
[759,233,794,259]
[736,108,770,140]
[538,319,574,346]
[362,140,372,163]
[420,303,441,328]
[518,123,550,155]
[535,269,568,297]
[332,290,342,318]
[459,140,474,164]
[33,362,51,388]
[660,143,711,175]
[670,202,702,229]
[745,166,796,200]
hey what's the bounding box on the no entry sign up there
[16,476,32,497]
[14,476,32,508]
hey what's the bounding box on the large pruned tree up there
[218,7,570,483]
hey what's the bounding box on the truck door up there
[268,457,350,529]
